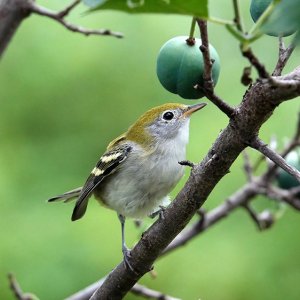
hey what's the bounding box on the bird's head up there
[126,102,206,148]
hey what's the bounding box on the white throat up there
[156,119,190,160]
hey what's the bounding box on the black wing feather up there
[71,145,132,221]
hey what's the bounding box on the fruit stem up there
[186,17,196,46]
[208,16,235,26]
[232,0,244,32]
[248,1,276,36]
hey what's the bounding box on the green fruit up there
[250,0,295,37]
[278,151,300,189]
[156,36,220,99]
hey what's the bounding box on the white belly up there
[95,143,186,218]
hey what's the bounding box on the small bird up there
[48,102,206,269]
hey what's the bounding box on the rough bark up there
[0,0,32,57]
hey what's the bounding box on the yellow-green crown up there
[107,103,188,150]
[127,103,187,146]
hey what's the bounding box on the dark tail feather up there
[71,197,89,221]
[48,187,82,203]
[71,182,96,221]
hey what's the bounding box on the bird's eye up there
[162,111,174,121]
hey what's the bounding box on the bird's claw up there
[122,246,137,273]
[149,205,166,220]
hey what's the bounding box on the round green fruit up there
[156,36,220,99]
[250,0,295,37]
[277,151,300,189]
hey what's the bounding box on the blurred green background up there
[1,1,300,299]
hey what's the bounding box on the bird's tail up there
[48,187,82,203]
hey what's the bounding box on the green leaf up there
[82,0,208,18]
[84,0,108,7]
[263,0,300,41]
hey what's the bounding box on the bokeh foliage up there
[0,0,299,299]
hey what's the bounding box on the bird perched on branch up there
[48,102,206,270]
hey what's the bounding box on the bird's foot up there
[178,160,195,168]
[122,246,137,273]
[149,205,166,220]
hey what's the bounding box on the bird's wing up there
[71,144,132,221]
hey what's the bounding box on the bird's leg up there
[118,214,135,272]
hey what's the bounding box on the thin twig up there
[57,0,80,18]
[273,38,295,76]
[232,0,244,32]
[243,150,253,182]
[251,137,300,183]
[8,273,38,300]
[242,47,270,79]
[162,182,258,255]
[255,113,300,173]
[8,273,24,300]
[196,19,235,118]
[29,2,123,38]
[241,66,253,86]
[263,186,300,211]
[242,203,274,230]
[243,203,263,230]
[131,284,181,300]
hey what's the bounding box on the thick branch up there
[66,279,180,300]
[71,93,300,299]
[91,65,300,299]
[0,0,32,58]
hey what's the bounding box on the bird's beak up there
[183,103,207,117]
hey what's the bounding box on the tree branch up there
[242,203,274,230]
[57,0,80,18]
[272,38,295,76]
[250,137,300,184]
[0,0,32,58]
[89,62,300,299]
[162,182,258,255]
[0,0,123,58]
[130,284,181,300]
[29,2,123,38]
[70,101,300,297]
[242,150,253,182]
[241,47,270,79]
[66,279,180,300]
[261,186,300,211]
[8,273,38,300]
[195,19,235,118]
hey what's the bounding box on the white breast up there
[96,120,190,218]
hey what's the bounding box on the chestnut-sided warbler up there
[49,102,206,269]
